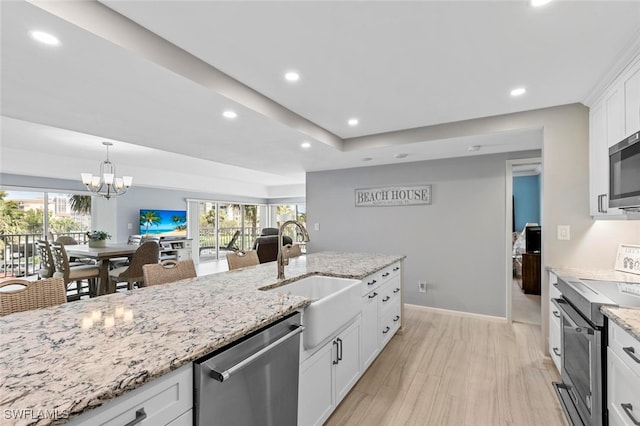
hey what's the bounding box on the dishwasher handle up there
[209,325,303,382]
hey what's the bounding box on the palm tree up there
[140,210,162,236]
[69,195,92,215]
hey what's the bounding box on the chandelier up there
[80,142,132,200]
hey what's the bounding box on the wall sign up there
[615,244,640,275]
[355,184,432,207]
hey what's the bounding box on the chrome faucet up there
[277,220,310,280]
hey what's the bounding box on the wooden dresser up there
[521,253,541,295]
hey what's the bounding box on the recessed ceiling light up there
[30,30,60,46]
[285,71,300,82]
[468,145,481,151]
[348,118,359,126]
[395,153,408,159]
[530,0,552,7]
[510,87,526,97]
[301,142,311,149]
[222,110,237,119]
[362,157,373,161]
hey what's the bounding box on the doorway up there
[506,159,542,325]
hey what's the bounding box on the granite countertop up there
[0,251,404,425]
[547,266,640,284]
[600,306,640,342]
[548,266,640,342]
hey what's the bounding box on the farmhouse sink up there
[269,275,362,349]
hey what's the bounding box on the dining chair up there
[226,250,260,270]
[51,242,100,301]
[108,241,159,292]
[36,240,55,279]
[55,236,79,245]
[110,234,142,269]
[285,244,303,258]
[142,259,197,286]
[0,277,66,316]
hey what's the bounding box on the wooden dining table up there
[64,244,138,296]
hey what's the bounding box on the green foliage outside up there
[0,191,87,235]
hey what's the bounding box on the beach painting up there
[140,209,187,237]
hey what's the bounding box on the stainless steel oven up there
[552,296,604,426]
[552,276,640,426]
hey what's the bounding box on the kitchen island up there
[0,252,404,425]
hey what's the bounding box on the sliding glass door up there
[193,201,267,263]
[0,190,92,277]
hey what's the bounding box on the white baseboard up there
[404,303,507,323]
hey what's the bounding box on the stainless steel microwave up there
[609,130,640,210]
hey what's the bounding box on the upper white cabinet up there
[589,55,640,218]
[624,63,640,136]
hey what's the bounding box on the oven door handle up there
[551,298,595,334]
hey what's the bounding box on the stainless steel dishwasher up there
[194,312,303,426]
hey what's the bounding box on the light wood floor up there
[326,305,567,426]
[511,277,542,326]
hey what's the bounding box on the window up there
[0,189,92,277]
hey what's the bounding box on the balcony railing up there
[0,232,88,278]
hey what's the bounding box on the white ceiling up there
[1,0,639,198]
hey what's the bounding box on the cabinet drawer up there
[549,273,561,300]
[608,348,640,426]
[68,364,192,426]
[609,321,640,378]
[380,300,401,348]
[362,272,383,295]
[379,277,401,310]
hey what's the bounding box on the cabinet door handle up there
[393,288,400,294]
[124,408,147,426]
[368,292,378,299]
[597,194,603,213]
[333,340,339,365]
[623,346,640,364]
[552,310,561,318]
[337,337,343,362]
[621,403,640,425]
[367,280,377,286]
[552,347,561,357]
[382,296,390,302]
[393,315,400,322]
[382,272,390,277]
[382,326,391,334]
[393,267,400,271]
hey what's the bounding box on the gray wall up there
[307,152,537,317]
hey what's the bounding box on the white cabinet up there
[298,318,361,426]
[299,260,403,426]
[548,271,562,373]
[361,284,380,369]
[624,59,640,136]
[379,275,402,348]
[607,321,640,426]
[589,55,639,218]
[68,364,192,426]
[160,239,192,262]
[361,262,402,370]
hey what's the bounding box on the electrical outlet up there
[557,225,570,241]
[314,223,320,231]
[127,223,132,230]
[419,281,427,293]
